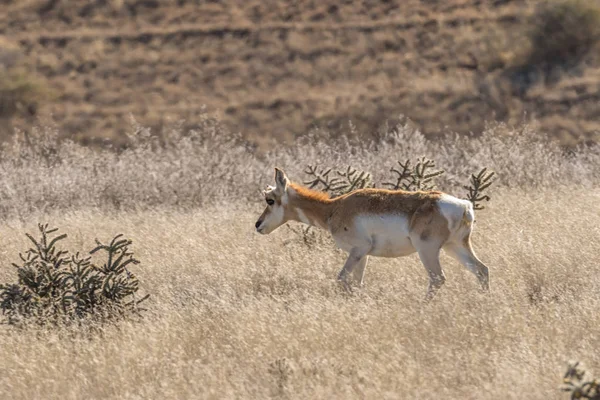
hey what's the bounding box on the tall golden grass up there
[0,118,598,398]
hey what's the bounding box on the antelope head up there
[255,168,291,234]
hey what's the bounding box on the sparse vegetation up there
[464,168,496,210]
[0,38,46,122]
[3,0,600,146]
[563,362,600,400]
[383,157,445,192]
[0,224,148,325]
[303,165,373,197]
[524,0,600,68]
[0,69,45,120]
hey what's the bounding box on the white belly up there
[349,214,416,258]
[370,235,415,257]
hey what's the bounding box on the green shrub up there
[525,0,600,67]
[0,69,48,121]
[0,224,149,325]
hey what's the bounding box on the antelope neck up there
[288,188,333,230]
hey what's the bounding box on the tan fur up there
[328,189,443,234]
[286,184,445,232]
[256,169,490,299]
[408,198,451,244]
[288,183,332,204]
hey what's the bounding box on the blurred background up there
[1,0,599,148]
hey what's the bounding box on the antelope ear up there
[274,168,288,191]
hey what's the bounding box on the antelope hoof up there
[336,278,352,293]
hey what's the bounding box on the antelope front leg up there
[338,247,371,288]
[352,255,369,286]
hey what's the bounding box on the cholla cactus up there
[464,168,495,210]
[304,165,346,193]
[384,157,445,191]
[304,165,372,197]
[562,361,600,400]
[334,166,373,196]
[0,224,149,325]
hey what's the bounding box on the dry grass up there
[0,188,598,399]
[0,118,599,398]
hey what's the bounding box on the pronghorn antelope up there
[255,168,490,299]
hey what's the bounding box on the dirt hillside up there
[2,0,600,146]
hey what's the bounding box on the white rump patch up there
[438,194,472,232]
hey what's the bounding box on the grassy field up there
[1,1,600,398]
[0,120,598,399]
[2,0,600,146]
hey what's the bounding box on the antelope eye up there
[266,199,275,206]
